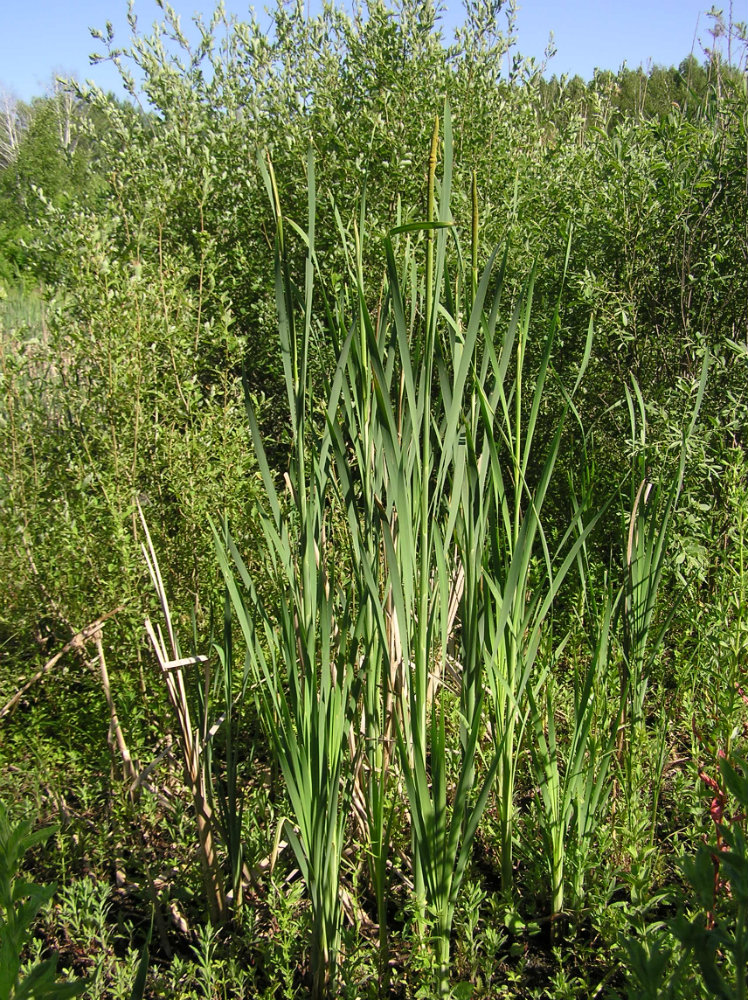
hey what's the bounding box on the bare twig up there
[0,607,124,721]
[95,631,139,788]
[138,502,226,925]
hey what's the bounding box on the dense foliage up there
[1,1,747,997]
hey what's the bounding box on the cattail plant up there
[323,193,404,992]
[477,251,599,899]
[360,112,505,993]
[213,108,623,995]
[215,109,507,995]
[346,111,599,989]
[213,151,361,998]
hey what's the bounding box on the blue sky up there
[0,0,729,102]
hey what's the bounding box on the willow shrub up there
[0,203,260,695]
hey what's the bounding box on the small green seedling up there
[0,803,85,1000]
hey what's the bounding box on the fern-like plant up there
[0,804,84,1000]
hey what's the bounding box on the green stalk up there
[480,255,597,900]
[527,591,617,928]
[411,112,438,927]
[349,106,501,995]
[208,531,247,911]
[412,114,441,933]
[471,170,479,301]
[339,204,395,992]
[425,115,439,337]
[214,149,359,998]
